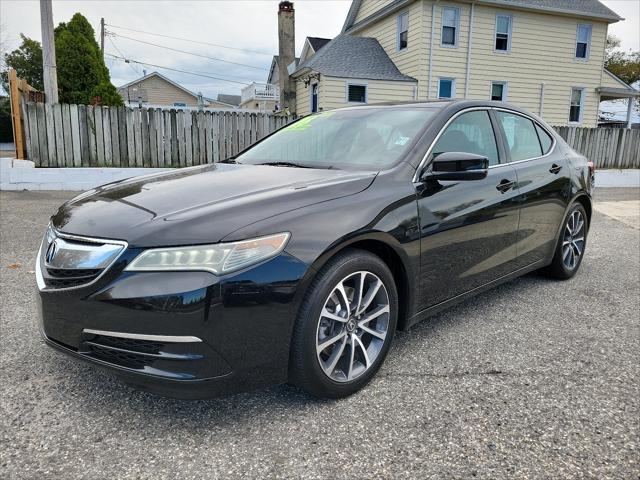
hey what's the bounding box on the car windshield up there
[236,108,437,170]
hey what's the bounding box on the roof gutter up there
[472,0,623,23]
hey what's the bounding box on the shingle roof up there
[342,0,622,32]
[292,35,416,82]
[307,37,331,52]
[216,94,241,106]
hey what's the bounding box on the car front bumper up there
[37,247,310,399]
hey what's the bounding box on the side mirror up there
[426,152,489,181]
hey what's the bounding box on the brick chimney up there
[277,1,296,114]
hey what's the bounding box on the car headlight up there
[125,232,290,275]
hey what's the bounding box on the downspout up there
[428,2,437,99]
[464,2,475,99]
[539,82,545,117]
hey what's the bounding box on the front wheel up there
[289,249,398,398]
[544,202,589,279]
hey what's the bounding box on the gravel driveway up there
[1,188,638,479]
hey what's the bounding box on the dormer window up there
[397,12,409,50]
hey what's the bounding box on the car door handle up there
[549,163,562,174]
[496,179,515,193]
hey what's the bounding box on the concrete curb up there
[595,169,640,188]
[1,158,172,191]
[1,158,638,191]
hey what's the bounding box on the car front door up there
[416,109,520,310]
[493,110,572,269]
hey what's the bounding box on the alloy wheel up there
[562,210,585,270]
[315,271,390,383]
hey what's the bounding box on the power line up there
[108,36,140,76]
[108,32,269,71]
[105,53,253,86]
[105,23,274,57]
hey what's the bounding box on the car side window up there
[432,110,499,166]
[535,123,553,154]
[496,111,543,161]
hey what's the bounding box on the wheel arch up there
[303,232,414,332]
[573,193,592,227]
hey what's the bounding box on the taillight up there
[587,160,595,177]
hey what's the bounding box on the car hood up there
[52,163,377,247]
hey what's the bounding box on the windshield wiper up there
[256,161,312,168]
[219,157,238,164]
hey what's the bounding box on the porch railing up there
[241,83,279,103]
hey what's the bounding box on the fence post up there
[8,70,26,159]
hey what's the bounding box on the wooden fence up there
[553,126,639,168]
[21,103,292,167]
[20,102,639,169]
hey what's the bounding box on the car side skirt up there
[404,259,547,331]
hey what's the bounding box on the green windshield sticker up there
[285,111,335,132]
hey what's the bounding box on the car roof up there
[331,100,548,127]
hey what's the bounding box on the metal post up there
[40,0,59,104]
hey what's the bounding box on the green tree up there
[605,34,640,86]
[54,13,122,106]
[1,34,43,91]
[1,13,122,106]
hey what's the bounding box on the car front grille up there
[38,227,126,291]
[44,268,103,289]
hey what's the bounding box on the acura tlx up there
[36,100,593,399]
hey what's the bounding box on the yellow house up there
[293,0,638,126]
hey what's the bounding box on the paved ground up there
[1,188,638,479]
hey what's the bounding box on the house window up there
[575,24,592,59]
[495,14,512,51]
[438,78,455,99]
[347,83,367,103]
[569,88,584,123]
[491,82,507,101]
[397,12,409,50]
[173,102,187,107]
[311,83,319,113]
[441,7,459,47]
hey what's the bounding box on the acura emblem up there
[45,239,59,264]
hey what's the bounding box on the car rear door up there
[493,109,572,269]
[416,109,520,311]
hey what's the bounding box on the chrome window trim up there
[83,328,202,343]
[36,226,128,292]
[413,106,557,182]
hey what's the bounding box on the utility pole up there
[40,0,58,104]
[100,18,105,54]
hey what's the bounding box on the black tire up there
[543,202,589,280]
[289,249,398,399]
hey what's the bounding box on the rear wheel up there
[544,202,588,279]
[289,249,398,398]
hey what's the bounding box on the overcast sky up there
[1,0,638,100]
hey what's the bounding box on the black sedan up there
[36,101,593,399]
